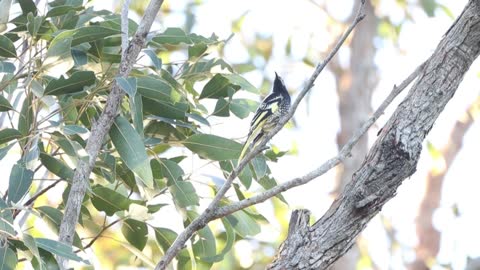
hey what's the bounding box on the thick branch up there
[155,1,367,269]
[57,0,164,268]
[268,1,480,269]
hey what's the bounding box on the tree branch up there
[213,60,427,219]
[155,1,366,269]
[268,0,480,268]
[57,0,164,268]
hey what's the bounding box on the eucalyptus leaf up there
[8,163,34,203]
[0,35,16,58]
[109,116,153,188]
[183,134,242,161]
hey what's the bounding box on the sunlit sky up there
[2,0,480,269]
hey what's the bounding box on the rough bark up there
[268,1,480,269]
[331,1,377,268]
[410,96,479,270]
[57,0,164,268]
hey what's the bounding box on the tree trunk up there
[268,1,480,269]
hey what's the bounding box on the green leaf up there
[8,163,34,203]
[18,0,37,15]
[0,61,16,73]
[250,156,268,180]
[116,77,137,96]
[42,30,74,77]
[110,116,153,188]
[192,225,216,264]
[142,97,187,120]
[0,198,15,236]
[183,134,242,161]
[37,206,62,229]
[35,238,86,263]
[420,0,437,17]
[147,203,167,213]
[186,113,210,126]
[18,94,33,136]
[0,247,17,270]
[137,77,174,103]
[151,159,184,185]
[230,99,257,119]
[46,5,83,17]
[31,249,60,270]
[72,49,87,66]
[223,73,258,93]
[169,181,199,208]
[131,93,144,137]
[225,210,261,237]
[63,124,88,135]
[0,96,13,112]
[152,28,217,45]
[40,153,74,180]
[44,71,96,96]
[22,234,41,265]
[0,144,14,161]
[26,13,44,38]
[121,219,148,251]
[0,129,21,145]
[71,26,120,46]
[188,43,208,59]
[143,49,162,69]
[212,98,230,117]
[0,35,16,58]
[199,74,240,99]
[258,176,287,203]
[201,218,235,263]
[91,186,132,216]
[154,227,177,253]
[220,160,252,189]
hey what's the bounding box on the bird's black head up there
[273,72,288,95]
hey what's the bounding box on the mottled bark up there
[268,1,480,269]
[410,96,479,270]
[331,1,377,268]
[57,0,164,268]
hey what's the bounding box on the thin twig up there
[76,218,122,252]
[154,1,367,269]
[12,180,62,218]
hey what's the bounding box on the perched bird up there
[238,72,291,162]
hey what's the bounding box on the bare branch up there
[268,1,480,268]
[155,1,366,269]
[212,61,427,219]
[57,0,164,268]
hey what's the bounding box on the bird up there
[238,72,291,162]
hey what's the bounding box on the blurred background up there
[3,0,480,269]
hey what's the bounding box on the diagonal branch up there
[213,60,427,219]
[268,0,480,268]
[155,1,366,269]
[57,0,164,268]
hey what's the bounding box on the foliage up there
[0,1,285,269]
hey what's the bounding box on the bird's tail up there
[238,135,254,163]
[238,131,264,163]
